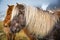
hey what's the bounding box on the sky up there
[0,0,59,21]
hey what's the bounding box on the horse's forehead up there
[16,4,25,10]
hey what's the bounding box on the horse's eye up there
[4,25,8,27]
[5,26,7,27]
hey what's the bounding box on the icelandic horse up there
[3,3,60,40]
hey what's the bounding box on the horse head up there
[10,3,26,33]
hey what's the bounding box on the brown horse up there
[3,5,16,40]
[3,3,60,40]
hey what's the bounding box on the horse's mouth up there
[10,26,21,33]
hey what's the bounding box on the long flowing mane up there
[25,6,59,37]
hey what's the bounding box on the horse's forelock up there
[11,4,25,21]
[11,5,18,20]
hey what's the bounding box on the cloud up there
[41,4,49,10]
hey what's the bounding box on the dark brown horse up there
[3,3,60,40]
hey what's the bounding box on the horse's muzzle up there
[10,26,21,33]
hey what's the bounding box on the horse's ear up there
[16,3,19,5]
[8,5,10,7]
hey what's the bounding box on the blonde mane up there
[11,5,19,20]
[25,6,59,37]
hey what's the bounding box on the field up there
[0,21,29,40]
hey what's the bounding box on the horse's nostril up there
[16,27,20,32]
[10,27,16,33]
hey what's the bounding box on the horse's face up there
[10,3,26,33]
